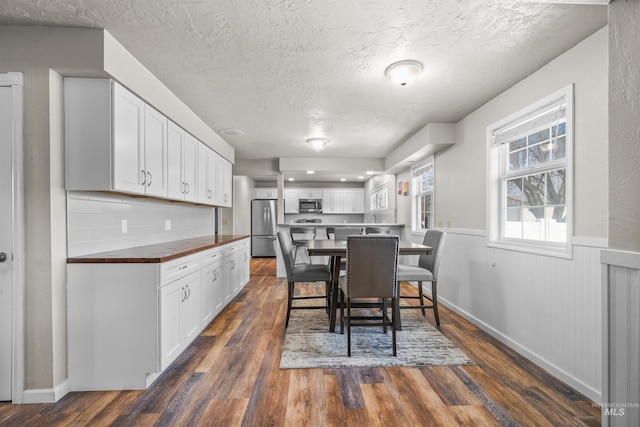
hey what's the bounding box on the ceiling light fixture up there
[219,129,244,136]
[385,60,423,86]
[340,178,346,182]
[306,137,329,152]
[306,170,315,174]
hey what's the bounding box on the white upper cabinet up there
[299,189,323,199]
[254,188,278,199]
[197,144,218,205]
[65,78,234,208]
[215,154,232,207]
[322,188,364,214]
[142,105,168,198]
[167,122,197,202]
[284,189,299,213]
[112,83,146,194]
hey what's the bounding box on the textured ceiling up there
[0,0,607,181]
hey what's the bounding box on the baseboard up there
[22,379,70,404]
[437,296,602,403]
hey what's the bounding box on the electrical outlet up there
[165,220,171,231]
[121,220,127,234]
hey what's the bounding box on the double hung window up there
[411,156,434,233]
[488,85,573,257]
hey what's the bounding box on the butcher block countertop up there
[67,234,250,264]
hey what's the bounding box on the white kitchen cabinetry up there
[299,188,323,199]
[198,145,217,205]
[284,189,299,213]
[167,122,198,202]
[216,154,232,207]
[343,189,365,213]
[65,78,168,197]
[254,188,278,199]
[322,189,364,214]
[65,77,234,208]
[67,237,250,391]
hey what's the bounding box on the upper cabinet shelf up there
[64,78,232,208]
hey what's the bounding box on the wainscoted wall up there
[601,250,640,426]
[431,229,603,401]
[67,191,215,257]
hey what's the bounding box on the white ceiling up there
[0,0,607,182]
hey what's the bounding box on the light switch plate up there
[121,220,127,234]
[165,220,171,231]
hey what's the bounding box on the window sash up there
[411,157,434,232]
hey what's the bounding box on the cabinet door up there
[206,149,217,206]
[333,190,345,213]
[112,83,145,194]
[167,122,185,200]
[199,263,215,327]
[181,273,200,344]
[143,105,168,198]
[212,263,225,314]
[309,189,323,199]
[285,189,299,213]
[215,154,232,207]
[160,280,182,370]
[353,189,365,213]
[183,133,199,203]
[197,144,209,204]
[322,190,333,213]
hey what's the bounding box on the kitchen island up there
[275,223,405,277]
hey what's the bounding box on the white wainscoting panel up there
[436,230,602,401]
[601,249,640,426]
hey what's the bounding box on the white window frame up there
[411,156,434,235]
[487,85,574,258]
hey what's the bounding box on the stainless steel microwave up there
[299,199,322,213]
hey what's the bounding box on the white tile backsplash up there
[67,191,216,257]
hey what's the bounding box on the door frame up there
[0,72,25,404]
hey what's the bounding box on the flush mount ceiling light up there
[306,137,329,152]
[385,60,423,86]
[219,129,244,136]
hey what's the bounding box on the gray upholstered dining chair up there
[334,226,363,241]
[339,235,400,356]
[290,226,316,264]
[397,230,446,326]
[277,231,331,328]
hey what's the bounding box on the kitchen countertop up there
[67,234,250,264]
[278,223,404,227]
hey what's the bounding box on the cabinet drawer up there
[200,246,224,267]
[160,254,199,286]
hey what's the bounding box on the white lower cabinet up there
[67,237,250,391]
[159,271,200,370]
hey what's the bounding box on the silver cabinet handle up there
[185,182,190,194]
[147,171,152,187]
[141,169,147,185]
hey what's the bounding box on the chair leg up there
[382,298,388,334]
[391,297,397,356]
[285,281,294,328]
[347,298,352,357]
[339,289,345,334]
[418,281,426,315]
[432,280,440,326]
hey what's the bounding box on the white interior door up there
[0,86,13,401]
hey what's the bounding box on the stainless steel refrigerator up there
[251,199,277,257]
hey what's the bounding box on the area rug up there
[279,306,475,369]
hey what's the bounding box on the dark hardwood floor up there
[0,258,600,426]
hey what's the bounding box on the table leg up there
[329,255,342,332]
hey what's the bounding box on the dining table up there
[306,239,432,332]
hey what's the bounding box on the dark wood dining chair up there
[339,235,400,356]
[277,231,331,328]
[397,230,446,326]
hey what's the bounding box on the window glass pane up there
[509,149,527,171]
[523,207,545,240]
[528,143,551,166]
[547,169,565,205]
[546,206,566,242]
[506,178,523,206]
[522,173,545,206]
[552,136,566,160]
[551,122,566,137]
[504,208,522,238]
[510,137,526,151]
[528,128,550,144]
